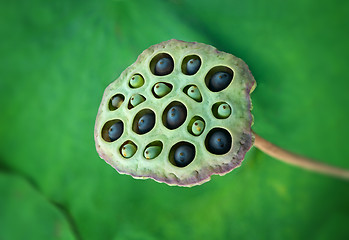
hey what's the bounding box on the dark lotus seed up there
[155,57,174,76]
[137,113,155,134]
[208,71,232,92]
[186,58,201,75]
[108,122,123,141]
[166,105,186,129]
[207,129,232,155]
[174,145,195,167]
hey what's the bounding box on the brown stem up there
[253,132,349,180]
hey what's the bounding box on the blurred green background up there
[1,0,348,239]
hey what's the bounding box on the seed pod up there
[95,40,256,187]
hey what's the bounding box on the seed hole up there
[212,102,232,119]
[109,94,125,111]
[101,119,124,142]
[162,101,187,130]
[132,109,156,135]
[128,94,146,109]
[120,140,137,158]
[205,128,232,155]
[129,74,145,88]
[183,85,202,102]
[144,141,163,160]
[205,66,234,92]
[169,142,196,167]
[152,82,173,98]
[187,116,205,136]
[150,53,174,76]
[181,55,201,75]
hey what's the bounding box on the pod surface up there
[94,39,256,186]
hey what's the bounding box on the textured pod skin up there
[95,39,256,187]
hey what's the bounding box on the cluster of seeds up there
[95,40,255,186]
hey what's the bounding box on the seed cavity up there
[144,141,163,160]
[101,120,124,142]
[128,94,146,109]
[120,141,137,158]
[187,116,205,136]
[183,85,202,102]
[212,102,232,119]
[205,128,232,155]
[163,101,187,130]
[169,142,196,167]
[109,94,125,111]
[152,82,172,98]
[205,66,234,92]
[181,55,201,75]
[129,74,145,88]
[132,109,156,135]
[150,53,174,76]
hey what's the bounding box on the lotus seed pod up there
[130,94,145,107]
[154,83,171,97]
[217,103,231,118]
[191,120,205,136]
[95,40,256,187]
[121,143,137,158]
[144,146,162,159]
[187,86,202,101]
[111,95,123,109]
[129,74,144,88]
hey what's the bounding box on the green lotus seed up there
[111,95,123,109]
[217,103,231,118]
[144,146,162,159]
[192,120,205,135]
[130,94,145,107]
[187,86,202,101]
[121,143,137,158]
[154,83,171,97]
[130,75,144,88]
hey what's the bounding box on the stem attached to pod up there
[253,132,349,180]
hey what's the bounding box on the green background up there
[1,0,348,239]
